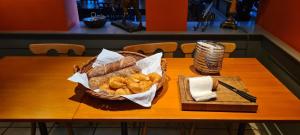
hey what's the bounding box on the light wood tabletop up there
[0,57,299,122]
[0,56,86,121]
[73,58,300,122]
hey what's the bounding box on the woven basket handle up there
[161,58,167,72]
[73,65,80,73]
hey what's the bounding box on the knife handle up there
[235,89,257,102]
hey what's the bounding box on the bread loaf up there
[87,56,136,78]
[212,78,219,90]
[89,65,141,90]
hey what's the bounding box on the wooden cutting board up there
[178,75,258,112]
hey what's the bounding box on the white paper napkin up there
[122,53,162,107]
[188,76,216,101]
[68,49,162,107]
[68,72,90,89]
[123,84,157,107]
[92,49,124,68]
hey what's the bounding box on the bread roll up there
[115,88,132,95]
[128,73,150,83]
[87,56,136,78]
[148,72,161,83]
[109,76,126,89]
[89,66,140,90]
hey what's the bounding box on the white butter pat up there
[188,76,217,101]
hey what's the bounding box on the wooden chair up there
[123,42,178,57]
[180,42,236,58]
[29,43,85,56]
[29,43,85,135]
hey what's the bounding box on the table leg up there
[38,122,48,135]
[189,122,196,135]
[64,122,74,135]
[139,122,147,135]
[31,122,36,135]
[121,122,128,135]
[237,123,246,135]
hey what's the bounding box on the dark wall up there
[258,36,300,98]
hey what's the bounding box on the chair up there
[29,43,85,135]
[180,42,236,58]
[123,42,178,57]
[29,43,85,56]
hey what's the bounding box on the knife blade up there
[218,81,257,102]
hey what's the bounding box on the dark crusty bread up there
[87,56,136,78]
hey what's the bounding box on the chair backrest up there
[29,43,85,56]
[123,42,178,58]
[180,42,236,58]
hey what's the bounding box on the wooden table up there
[0,57,84,135]
[0,57,300,134]
[74,58,300,122]
[0,57,83,121]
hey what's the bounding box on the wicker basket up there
[73,51,167,100]
[193,42,224,74]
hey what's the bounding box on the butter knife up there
[218,81,257,102]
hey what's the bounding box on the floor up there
[0,122,268,135]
